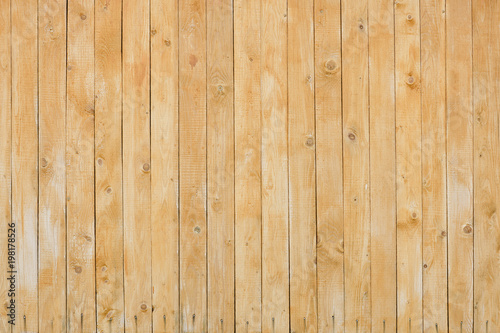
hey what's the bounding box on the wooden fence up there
[0,0,499,331]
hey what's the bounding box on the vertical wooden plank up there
[95,0,124,331]
[473,0,500,331]
[38,0,66,331]
[0,0,11,330]
[368,0,396,330]
[67,0,95,330]
[314,0,343,331]
[288,0,317,331]
[207,0,234,331]
[395,0,422,330]
[123,0,151,330]
[261,0,289,331]
[179,0,207,331]
[151,0,179,330]
[11,0,39,330]
[341,0,370,330]
[446,0,474,330]
[420,0,447,331]
[234,0,261,330]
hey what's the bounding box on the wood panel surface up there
[1,1,500,331]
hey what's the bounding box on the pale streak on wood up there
[368,0,396,330]
[95,0,124,331]
[288,0,317,331]
[12,0,39,331]
[207,0,235,331]
[179,0,207,331]
[151,0,179,330]
[38,0,66,331]
[341,0,370,330]
[0,0,11,330]
[395,0,423,330]
[234,0,261,331]
[420,0,448,331]
[261,0,289,331]
[67,0,95,331]
[446,0,474,330]
[123,0,152,330]
[314,0,344,331]
[473,0,500,331]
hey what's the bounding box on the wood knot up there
[97,158,103,166]
[106,187,112,194]
[348,133,356,141]
[407,76,415,85]
[325,59,337,72]
[194,226,201,234]
[164,39,171,46]
[411,212,418,219]
[306,137,314,146]
[463,224,472,234]
[80,13,86,20]
[407,14,413,21]
[441,231,447,237]
[142,163,150,172]
[359,23,364,30]
[423,264,428,268]
[140,303,147,311]
[41,158,48,168]
[74,266,82,274]
[151,29,157,36]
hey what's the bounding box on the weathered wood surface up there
[0,1,498,331]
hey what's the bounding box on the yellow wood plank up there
[0,0,11,330]
[234,0,261,330]
[368,0,396,330]
[67,0,95,330]
[446,0,474,330]
[314,0,343,331]
[38,0,66,331]
[150,0,179,330]
[395,0,422,330]
[420,0,447,331]
[11,0,39,330]
[95,0,124,331]
[261,0,289,331]
[123,0,152,330]
[288,0,317,331]
[207,0,235,331]
[179,0,207,331]
[341,0,370,330]
[473,0,500,331]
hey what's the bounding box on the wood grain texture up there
[95,0,124,331]
[0,0,11,330]
[314,0,343,331]
[288,0,317,331]
[151,0,179,330]
[11,0,39,330]
[67,0,95,330]
[446,0,474,330]
[261,0,289,331]
[368,0,396,330]
[179,0,207,331]
[234,0,261,330]
[123,0,152,330]
[38,0,66,331]
[341,0,370,330]
[3,2,500,331]
[473,0,500,331]
[395,0,423,330]
[207,0,235,331]
[420,0,447,331]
